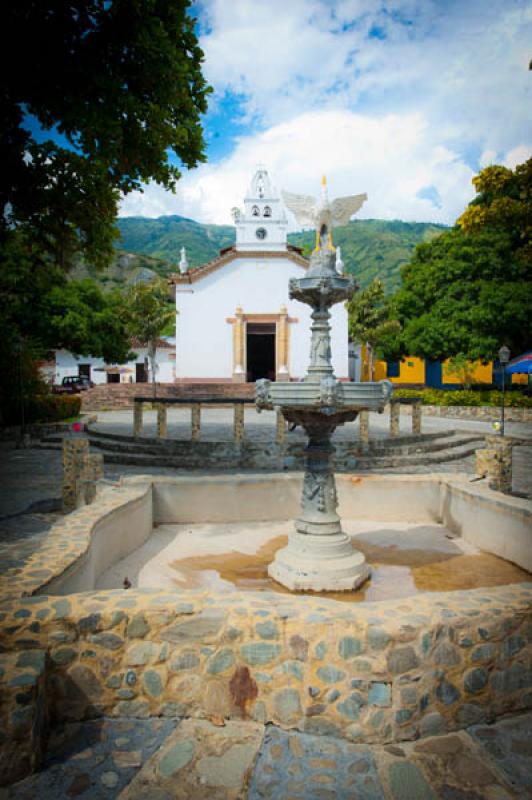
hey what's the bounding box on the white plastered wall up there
[175,257,349,380]
[54,347,175,384]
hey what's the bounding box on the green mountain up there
[289,220,447,293]
[117,215,235,269]
[70,251,173,290]
[79,215,446,293]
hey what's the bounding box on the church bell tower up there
[232,167,288,252]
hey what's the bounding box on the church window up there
[256,227,267,240]
[251,205,260,216]
[263,206,272,217]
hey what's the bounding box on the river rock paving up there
[3,711,531,799]
[2,717,178,799]
[468,713,532,797]
[248,725,384,799]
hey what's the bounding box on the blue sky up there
[119,0,529,225]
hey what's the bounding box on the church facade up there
[170,169,349,383]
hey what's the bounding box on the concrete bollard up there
[412,402,422,434]
[133,402,143,437]
[79,452,104,506]
[359,410,369,443]
[276,410,286,444]
[233,404,245,443]
[62,439,89,513]
[191,404,201,441]
[156,404,168,439]
[475,448,493,478]
[482,435,513,494]
[390,402,400,437]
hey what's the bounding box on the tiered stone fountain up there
[256,243,392,591]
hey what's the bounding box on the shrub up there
[392,387,532,408]
[26,394,82,423]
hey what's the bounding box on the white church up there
[52,168,350,385]
[170,168,349,384]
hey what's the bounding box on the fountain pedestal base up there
[268,531,370,592]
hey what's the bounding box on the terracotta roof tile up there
[168,246,308,285]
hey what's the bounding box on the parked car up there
[53,376,94,394]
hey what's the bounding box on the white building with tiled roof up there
[53,338,175,386]
[170,168,349,383]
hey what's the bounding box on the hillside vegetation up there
[289,219,446,292]
[118,215,235,268]
[80,216,447,293]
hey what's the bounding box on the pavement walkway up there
[4,710,532,799]
[90,407,532,443]
[1,407,530,562]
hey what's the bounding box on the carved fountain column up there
[256,247,392,592]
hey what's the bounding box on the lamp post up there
[498,345,510,436]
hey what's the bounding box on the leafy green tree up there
[457,159,531,265]
[0,233,133,424]
[2,0,211,268]
[347,279,401,380]
[442,353,477,389]
[0,1,209,422]
[392,159,532,362]
[125,279,175,396]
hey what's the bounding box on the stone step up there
[34,433,484,461]
[33,438,482,470]
[81,433,483,459]
[353,440,482,468]
[39,429,474,458]
[85,425,458,448]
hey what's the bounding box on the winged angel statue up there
[282,176,367,252]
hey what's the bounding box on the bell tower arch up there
[233,167,288,252]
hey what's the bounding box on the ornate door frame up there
[226,305,297,383]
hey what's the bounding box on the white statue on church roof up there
[335,245,344,274]
[282,176,367,252]
[179,246,189,274]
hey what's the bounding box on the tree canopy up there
[347,278,401,379]
[0,1,210,423]
[2,0,211,268]
[391,159,532,362]
[125,278,175,394]
[0,234,132,364]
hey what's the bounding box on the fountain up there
[256,187,392,592]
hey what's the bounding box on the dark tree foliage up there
[391,159,532,362]
[0,1,210,424]
[1,0,211,267]
[0,233,133,425]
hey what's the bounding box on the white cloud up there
[120,1,531,225]
[197,0,531,155]
[120,109,476,225]
[504,145,532,169]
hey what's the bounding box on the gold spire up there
[321,175,327,186]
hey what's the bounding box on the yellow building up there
[360,348,523,387]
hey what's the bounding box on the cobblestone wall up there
[1,581,531,787]
[412,405,532,422]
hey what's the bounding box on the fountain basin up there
[7,472,530,598]
[0,473,531,757]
